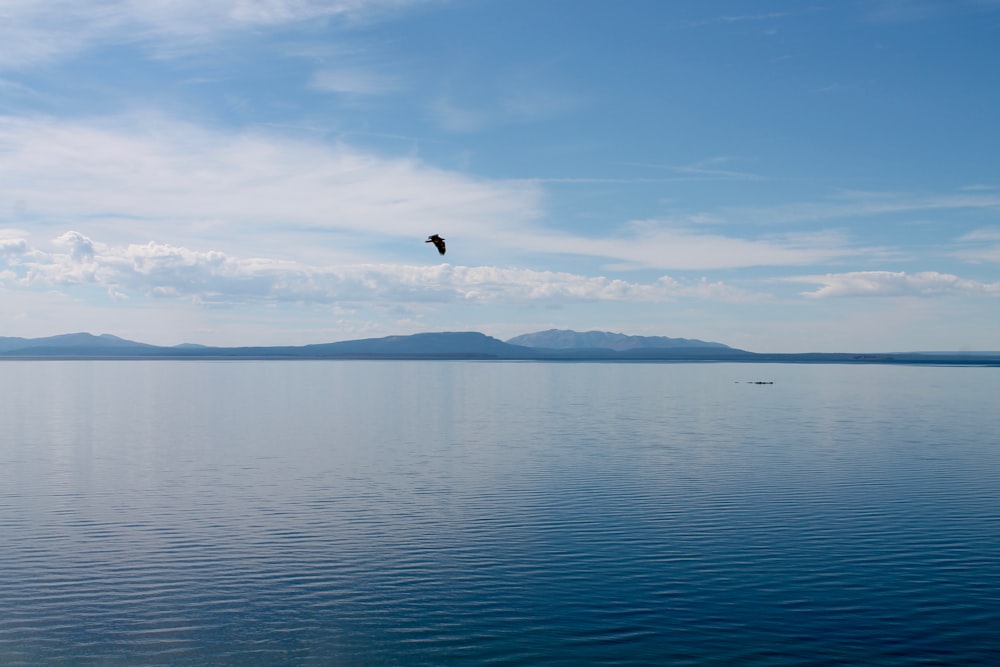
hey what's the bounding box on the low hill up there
[0,333,158,355]
[507,329,733,351]
[302,331,533,357]
[216,332,535,359]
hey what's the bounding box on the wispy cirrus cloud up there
[956,227,1000,242]
[952,227,1000,263]
[617,157,763,182]
[310,68,400,96]
[684,10,793,28]
[544,223,869,271]
[790,270,1000,298]
[714,189,1000,227]
[0,0,437,68]
[551,230,847,271]
[0,113,542,256]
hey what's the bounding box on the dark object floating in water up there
[426,234,446,255]
[736,381,774,384]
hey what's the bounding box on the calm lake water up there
[1,360,999,665]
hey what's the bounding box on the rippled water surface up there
[2,360,999,665]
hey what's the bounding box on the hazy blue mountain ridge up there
[506,329,731,350]
[0,333,158,354]
[301,332,534,357]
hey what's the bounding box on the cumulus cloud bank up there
[1,231,759,306]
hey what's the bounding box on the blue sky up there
[2,0,999,352]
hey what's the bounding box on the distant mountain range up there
[1,331,998,365]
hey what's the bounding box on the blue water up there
[1,360,999,665]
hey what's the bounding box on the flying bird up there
[426,234,446,255]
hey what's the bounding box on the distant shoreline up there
[2,354,998,366]
[3,330,998,366]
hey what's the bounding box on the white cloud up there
[955,247,1000,263]
[0,114,542,254]
[718,190,1000,227]
[0,238,29,256]
[956,227,1000,242]
[791,271,1000,298]
[534,223,859,271]
[952,227,1000,263]
[1,231,763,306]
[55,230,96,261]
[0,0,435,68]
[1,114,880,272]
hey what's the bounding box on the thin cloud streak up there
[528,225,863,271]
[953,227,1000,263]
[790,270,1000,298]
[715,191,1000,227]
[310,68,399,96]
[619,158,763,182]
[956,227,1000,242]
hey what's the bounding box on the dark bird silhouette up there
[426,234,446,255]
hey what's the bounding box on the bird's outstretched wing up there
[426,234,446,255]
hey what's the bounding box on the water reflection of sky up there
[1,361,999,665]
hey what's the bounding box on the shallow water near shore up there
[1,360,999,665]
